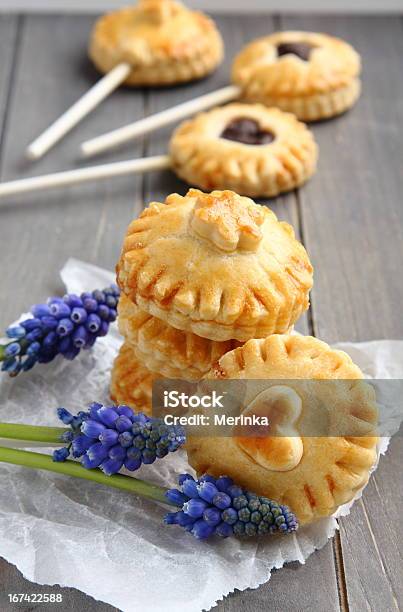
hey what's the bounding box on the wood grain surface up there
[0,13,401,612]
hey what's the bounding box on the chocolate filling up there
[221,118,275,146]
[277,42,313,61]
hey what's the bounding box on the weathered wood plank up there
[281,14,403,611]
[0,14,146,329]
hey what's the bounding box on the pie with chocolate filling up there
[232,31,361,121]
[89,0,224,86]
[186,334,379,525]
[170,104,318,197]
[116,188,313,341]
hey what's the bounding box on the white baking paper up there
[0,258,401,612]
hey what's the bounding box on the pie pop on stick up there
[0,104,318,201]
[81,30,361,158]
[26,0,223,160]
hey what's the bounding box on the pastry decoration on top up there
[116,189,313,342]
[89,0,224,86]
[118,294,241,380]
[232,31,361,121]
[187,334,378,525]
[170,103,318,197]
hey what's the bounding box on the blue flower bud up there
[71,434,93,457]
[63,294,82,308]
[212,492,231,510]
[49,301,71,319]
[27,342,41,356]
[97,304,109,320]
[118,431,133,448]
[81,419,105,439]
[227,485,243,498]
[108,444,126,461]
[215,522,233,538]
[53,447,70,462]
[87,442,109,465]
[31,304,51,318]
[86,313,101,333]
[21,318,42,331]
[97,406,119,427]
[5,343,21,357]
[203,507,221,526]
[88,402,104,420]
[57,318,74,337]
[25,328,43,342]
[178,473,195,486]
[116,405,135,419]
[57,407,74,425]
[124,456,142,471]
[191,519,214,540]
[43,331,58,348]
[6,325,26,339]
[81,454,102,470]
[215,476,233,492]
[72,325,89,348]
[99,429,119,447]
[182,478,200,498]
[93,290,106,303]
[21,356,38,371]
[71,307,88,324]
[197,481,219,503]
[165,489,188,507]
[221,507,238,525]
[115,415,133,433]
[101,458,124,476]
[82,297,98,313]
[98,321,109,337]
[183,498,208,518]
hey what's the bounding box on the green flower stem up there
[0,446,171,506]
[0,423,68,444]
[0,343,9,361]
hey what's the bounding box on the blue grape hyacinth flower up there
[165,474,298,539]
[0,285,119,376]
[53,403,186,476]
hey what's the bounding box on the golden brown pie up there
[118,293,241,379]
[232,31,361,121]
[186,334,378,525]
[117,189,313,342]
[170,103,318,197]
[89,0,223,86]
[110,342,160,414]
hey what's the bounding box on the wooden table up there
[0,12,402,612]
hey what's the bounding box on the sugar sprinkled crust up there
[116,189,313,341]
[187,334,378,525]
[232,31,361,121]
[118,294,241,379]
[89,0,223,86]
[110,342,160,414]
[170,103,318,197]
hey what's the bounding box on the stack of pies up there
[111,187,313,413]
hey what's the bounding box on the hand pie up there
[186,334,378,525]
[118,294,241,379]
[117,189,313,342]
[170,104,318,198]
[89,0,223,86]
[110,342,159,414]
[232,31,361,121]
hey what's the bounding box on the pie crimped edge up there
[186,334,378,525]
[232,31,361,121]
[116,189,314,342]
[170,103,318,197]
[118,293,241,379]
[89,0,224,86]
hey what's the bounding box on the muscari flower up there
[165,474,298,539]
[0,285,119,376]
[53,403,186,476]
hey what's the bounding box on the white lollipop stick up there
[0,156,171,200]
[81,84,241,158]
[26,63,132,160]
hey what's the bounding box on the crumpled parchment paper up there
[0,258,401,612]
